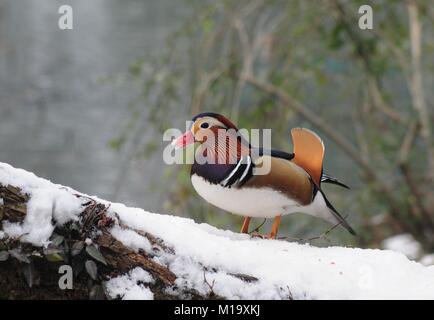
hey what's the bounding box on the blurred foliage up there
[113,0,434,251]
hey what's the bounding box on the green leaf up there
[46,253,64,262]
[72,258,84,277]
[85,260,98,280]
[22,263,34,288]
[43,247,62,255]
[129,59,144,78]
[8,249,30,263]
[50,234,64,247]
[69,223,80,232]
[71,241,85,256]
[202,18,214,34]
[86,245,107,266]
[108,137,125,151]
[89,285,105,300]
[43,247,64,262]
[0,250,9,262]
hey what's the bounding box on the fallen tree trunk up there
[0,183,180,299]
[0,168,205,299]
[1,162,434,300]
[0,163,260,299]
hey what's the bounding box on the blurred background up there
[0,0,433,263]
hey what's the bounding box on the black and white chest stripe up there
[220,155,254,188]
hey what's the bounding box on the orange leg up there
[268,215,281,239]
[251,215,281,239]
[240,217,251,233]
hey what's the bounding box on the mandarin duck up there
[171,112,355,239]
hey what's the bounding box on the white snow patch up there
[110,225,152,253]
[382,234,422,260]
[0,231,5,240]
[2,162,434,299]
[0,162,60,193]
[2,188,82,246]
[110,201,434,300]
[105,267,154,300]
[420,254,434,266]
[0,162,84,246]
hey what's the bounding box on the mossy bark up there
[0,184,183,299]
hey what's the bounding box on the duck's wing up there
[244,155,314,206]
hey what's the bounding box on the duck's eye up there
[200,122,209,129]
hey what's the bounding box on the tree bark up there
[0,183,227,299]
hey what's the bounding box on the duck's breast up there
[191,174,297,218]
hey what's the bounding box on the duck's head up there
[171,112,239,149]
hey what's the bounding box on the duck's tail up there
[321,173,350,189]
[290,128,355,236]
[320,189,356,235]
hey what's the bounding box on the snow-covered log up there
[1,162,434,300]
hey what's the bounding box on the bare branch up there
[407,0,434,180]
[280,215,348,244]
[330,0,407,124]
[398,120,434,230]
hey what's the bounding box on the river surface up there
[0,0,186,211]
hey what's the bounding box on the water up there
[0,0,185,211]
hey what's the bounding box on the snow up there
[112,204,434,299]
[3,189,82,246]
[381,233,422,260]
[105,267,154,300]
[110,225,152,253]
[420,254,434,266]
[0,163,83,246]
[2,161,434,300]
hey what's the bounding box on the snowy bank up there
[1,161,434,300]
